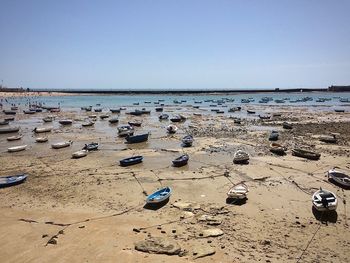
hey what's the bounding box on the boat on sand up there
[327,168,350,188]
[270,142,287,155]
[119,156,143,166]
[51,141,73,149]
[8,145,27,152]
[312,188,338,212]
[227,183,249,199]
[292,148,320,160]
[0,174,28,188]
[146,187,171,204]
[233,150,249,164]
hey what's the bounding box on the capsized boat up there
[7,135,22,141]
[83,142,99,151]
[8,145,27,152]
[33,126,52,133]
[233,150,249,164]
[0,174,28,188]
[35,137,48,143]
[0,126,20,134]
[146,187,172,204]
[51,140,73,149]
[172,154,189,167]
[292,148,320,160]
[72,150,88,159]
[119,156,143,167]
[227,183,249,199]
[328,168,350,188]
[270,142,287,155]
[312,188,338,212]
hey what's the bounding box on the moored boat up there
[128,121,142,127]
[0,126,20,134]
[8,145,27,152]
[0,174,28,188]
[43,116,54,122]
[233,150,249,164]
[312,188,338,212]
[159,113,169,120]
[282,122,293,129]
[292,148,320,160]
[319,135,337,144]
[100,114,110,119]
[82,121,95,127]
[172,154,189,167]
[108,117,119,124]
[327,168,350,188]
[72,150,88,159]
[146,187,171,204]
[83,142,99,151]
[51,140,73,149]
[3,110,16,115]
[59,119,73,125]
[110,108,121,113]
[7,135,22,141]
[118,125,134,137]
[269,131,279,141]
[119,155,143,166]
[125,133,149,143]
[227,183,249,199]
[182,135,194,147]
[0,120,9,125]
[33,126,52,133]
[270,142,287,155]
[167,125,178,134]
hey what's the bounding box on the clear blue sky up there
[0,0,349,90]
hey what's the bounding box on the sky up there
[0,0,349,91]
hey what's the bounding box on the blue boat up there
[172,154,189,167]
[119,156,143,166]
[125,133,149,144]
[0,174,28,188]
[146,187,172,204]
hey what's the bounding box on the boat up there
[128,121,142,127]
[269,131,279,141]
[23,110,36,114]
[118,125,134,137]
[227,183,249,199]
[0,127,20,134]
[282,122,293,129]
[10,106,18,110]
[59,119,73,125]
[7,135,22,141]
[0,174,28,188]
[292,148,320,160]
[100,114,110,119]
[334,109,345,113]
[110,108,121,113]
[172,154,189,167]
[182,135,194,147]
[167,125,178,134]
[233,150,249,164]
[270,142,287,155]
[146,187,172,204]
[170,115,182,122]
[72,150,88,159]
[108,117,119,124]
[155,107,163,112]
[3,110,16,115]
[4,117,15,121]
[83,142,99,151]
[50,108,60,113]
[319,135,337,144]
[33,126,52,133]
[327,168,350,188]
[159,113,169,120]
[125,133,149,143]
[8,145,27,152]
[259,115,271,120]
[129,110,143,116]
[94,108,102,112]
[119,155,143,166]
[43,116,54,122]
[247,110,255,114]
[35,137,48,143]
[0,120,9,125]
[312,188,338,212]
[51,140,73,149]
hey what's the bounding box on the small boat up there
[119,155,143,166]
[8,145,27,152]
[118,125,134,137]
[0,174,28,188]
[0,120,9,125]
[43,116,54,122]
[100,114,110,120]
[108,117,119,124]
[72,150,88,159]
[4,117,15,121]
[82,121,95,127]
[0,127,20,134]
[83,142,99,151]
[159,113,169,120]
[227,183,249,199]
[35,137,48,143]
[129,110,143,116]
[51,140,73,149]
[259,115,271,120]
[7,135,22,141]
[94,108,102,112]
[334,109,345,113]
[282,122,293,129]
[292,148,320,160]
[23,110,36,114]
[319,135,337,144]
[110,108,121,113]
[155,107,163,112]
[247,110,255,114]
[170,115,182,122]
[125,133,149,143]
[270,142,287,155]
[327,168,350,188]
[10,106,18,110]
[182,135,194,147]
[128,121,142,127]
[167,125,178,134]
[233,150,249,164]
[228,107,241,112]
[3,110,16,115]
[88,115,97,119]
[172,154,189,167]
[50,108,60,113]
[59,119,73,125]
[312,188,338,212]
[146,187,172,204]
[269,131,279,141]
[33,126,52,133]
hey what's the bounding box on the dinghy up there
[170,115,182,122]
[118,125,134,137]
[312,188,338,212]
[0,126,20,134]
[128,121,142,127]
[270,142,287,155]
[119,156,143,167]
[0,120,9,125]
[108,117,119,124]
[268,131,279,141]
[327,168,350,188]
[227,183,249,199]
[82,121,95,127]
[282,122,293,129]
[319,135,337,144]
[7,135,22,141]
[51,140,73,149]
[83,142,99,151]
[72,150,88,159]
[172,154,189,167]
[233,150,249,164]
[292,148,320,160]
[59,119,73,125]
[125,133,149,143]
[146,187,171,204]
[182,135,194,147]
[33,126,52,133]
[167,125,178,134]
[0,174,28,188]
[42,116,54,122]
[159,113,169,120]
[8,145,27,152]
[35,137,48,143]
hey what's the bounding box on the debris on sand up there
[134,237,181,255]
[199,228,224,238]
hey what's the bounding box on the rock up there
[134,237,181,255]
[261,240,271,246]
[192,245,216,259]
[172,202,200,211]
[48,238,57,245]
[42,234,48,238]
[201,228,224,238]
[198,215,222,225]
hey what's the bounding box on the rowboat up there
[108,118,119,124]
[327,168,350,188]
[282,122,293,129]
[23,110,36,114]
[182,135,194,147]
[35,137,48,143]
[0,127,20,134]
[51,141,73,149]
[319,135,337,144]
[118,125,134,137]
[172,154,189,167]
[167,125,178,134]
[83,142,99,151]
[227,183,249,199]
[125,133,149,143]
[42,116,54,122]
[0,174,28,188]
[270,142,287,155]
[82,121,95,127]
[269,131,279,141]
[33,126,52,133]
[3,110,16,115]
[170,116,182,122]
[146,187,171,204]
[233,150,249,164]
[8,145,27,152]
[59,120,73,125]
[312,188,338,212]
[119,156,143,166]
[159,113,169,120]
[72,150,88,159]
[7,135,22,141]
[292,148,320,160]
[100,114,110,119]
[128,121,142,127]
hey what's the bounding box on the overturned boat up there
[51,140,73,149]
[8,145,27,152]
[292,148,320,160]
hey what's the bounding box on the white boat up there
[7,135,23,141]
[328,168,350,188]
[233,150,249,164]
[72,150,88,158]
[167,124,178,134]
[51,140,73,149]
[312,188,338,212]
[35,137,48,143]
[33,126,52,133]
[227,183,249,199]
[82,121,95,127]
[8,145,27,152]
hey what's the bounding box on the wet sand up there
[0,102,350,262]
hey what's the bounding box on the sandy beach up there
[0,97,349,262]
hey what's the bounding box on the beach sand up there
[0,101,349,262]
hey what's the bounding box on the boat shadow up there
[328,178,350,190]
[143,198,170,211]
[226,197,247,206]
[312,206,338,223]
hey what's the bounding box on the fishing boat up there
[0,174,28,188]
[7,135,22,141]
[0,127,20,134]
[167,125,178,134]
[119,155,143,166]
[23,110,36,114]
[182,135,194,147]
[83,142,99,151]
[282,122,293,129]
[159,113,169,120]
[292,148,320,160]
[42,116,54,122]
[59,119,73,125]
[118,125,134,137]
[3,110,16,115]
[72,150,88,159]
[33,126,52,133]
[269,131,279,141]
[319,135,337,144]
[100,114,110,119]
[146,187,172,204]
[82,121,95,127]
[125,133,149,143]
[0,120,9,125]
[172,154,189,167]
[270,142,287,155]
[327,168,350,188]
[108,117,119,124]
[227,183,249,199]
[170,115,182,122]
[312,188,338,212]
[8,145,27,152]
[233,150,249,164]
[128,121,142,127]
[110,108,121,113]
[35,137,48,143]
[155,107,163,112]
[51,140,73,149]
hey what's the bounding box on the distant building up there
[328,85,350,92]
